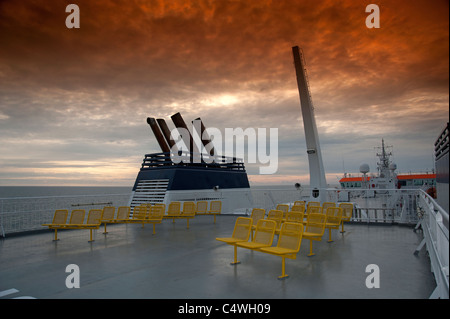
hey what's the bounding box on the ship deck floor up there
[0,215,436,299]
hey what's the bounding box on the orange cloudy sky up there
[0,0,448,187]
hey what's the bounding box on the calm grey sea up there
[0,186,133,198]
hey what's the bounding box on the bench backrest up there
[305,213,327,236]
[86,209,103,225]
[291,204,305,213]
[149,205,164,220]
[276,204,289,213]
[69,210,85,224]
[168,202,181,215]
[277,222,303,252]
[253,219,276,246]
[117,206,130,219]
[231,217,252,241]
[321,202,336,213]
[133,206,147,219]
[267,210,283,229]
[250,208,265,227]
[307,201,321,209]
[306,205,321,216]
[209,201,221,213]
[52,209,68,225]
[102,206,116,220]
[182,201,196,216]
[196,201,208,213]
[339,203,354,220]
[286,211,304,223]
[325,207,343,225]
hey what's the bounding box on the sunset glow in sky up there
[0,0,448,187]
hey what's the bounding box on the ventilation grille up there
[130,179,169,209]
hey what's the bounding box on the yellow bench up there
[302,213,327,256]
[216,217,253,265]
[235,219,277,258]
[324,207,343,243]
[209,201,222,223]
[43,209,103,242]
[259,222,303,279]
[339,203,353,233]
[195,201,222,223]
[164,201,196,228]
[125,205,164,234]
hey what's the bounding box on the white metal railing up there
[0,193,132,237]
[415,190,449,299]
[1,186,430,237]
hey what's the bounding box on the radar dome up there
[389,163,397,171]
[360,163,370,174]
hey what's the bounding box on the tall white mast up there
[292,46,327,201]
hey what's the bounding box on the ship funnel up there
[147,117,170,153]
[157,118,177,152]
[193,117,215,156]
[171,112,196,153]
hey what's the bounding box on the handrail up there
[416,189,449,299]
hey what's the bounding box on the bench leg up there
[187,218,190,229]
[53,229,59,241]
[230,245,240,265]
[307,240,315,257]
[103,223,108,234]
[88,229,95,242]
[278,256,289,280]
[214,214,217,224]
[327,229,333,243]
[152,223,156,235]
[340,222,346,233]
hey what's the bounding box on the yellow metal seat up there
[276,204,289,219]
[216,217,252,264]
[304,205,321,221]
[285,211,304,224]
[294,200,306,206]
[181,201,196,228]
[249,208,265,240]
[195,201,208,215]
[208,200,222,223]
[100,206,116,234]
[339,203,353,233]
[321,201,336,213]
[146,205,164,234]
[302,213,327,256]
[324,207,343,243]
[307,201,321,211]
[115,206,131,220]
[236,219,276,251]
[290,204,305,213]
[166,202,181,217]
[259,222,304,279]
[164,202,181,223]
[267,210,283,234]
[42,209,69,241]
